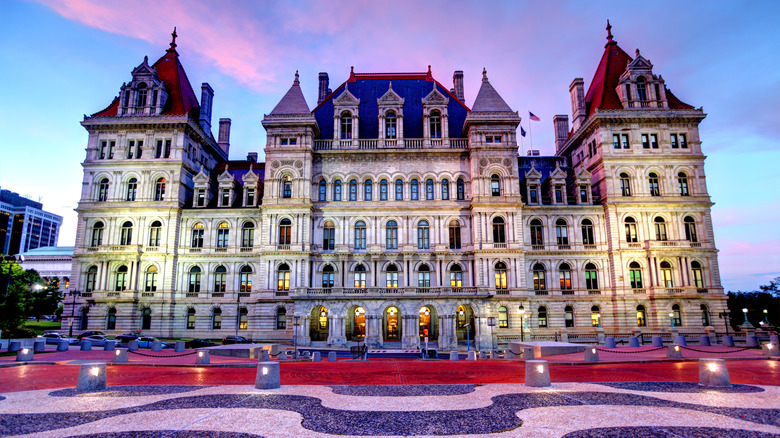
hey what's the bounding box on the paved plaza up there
[1,346,778,437]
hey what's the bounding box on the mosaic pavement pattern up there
[1,383,779,437]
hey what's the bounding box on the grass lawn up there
[22,321,62,335]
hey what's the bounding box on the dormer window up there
[340,112,352,139]
[136,83,148,107]
[529,185,538,204]
[385,111,397,139]
[430,110,442,139]
[635,76,647,102]
[221,188,230,206]
[196,189,206,207]
[246,188,255,206]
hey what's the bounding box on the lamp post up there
[763,309,770,326]
[464,323,470,352]
[68,290,82,338]
[670,312,675,328]
[742,308,749,325]
[487,316,497,350]
[293,315,300,359]
[596,312,602,329]
[519,305,526,342]
[718,310,731,336]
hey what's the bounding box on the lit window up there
[450,264,463,288]
[559,263,572,290]
[277,264,290,291]
[672,304,682,326]
[187,309,196,329]
[278,219,292,245]
[629,262,643,288]
[624,217,638,242]
[530,219,543,245]
[636,305,646,327]
[354,264,366,288]
[532,263,545,291]
[386,264,398,288]
[498,306,508,328]
[660,261,674,287]
[216,222,229,248]
[495,262,508,290]
[585,263,599,290]
[239,265,252,292]
[538,306,548,328]
[239,308,248,330]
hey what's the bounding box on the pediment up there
[550,163,567,180]
[217,166,235,185]
[193,166,210,184]
[334,87,359,105]
[422,87,449,105]
[525,163,542,180]
[377,82,405,105]
[131,56,159,81]
[242,165,259,184]
[575,167,592,180]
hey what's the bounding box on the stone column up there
[365,314,382,348]
[297,315,310,346]
[401,315,420,349]
[475,317,491,351]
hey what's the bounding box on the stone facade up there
[66,28,726,350]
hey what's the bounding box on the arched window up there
[349,179,357,201]
[186,308,196,330]
[354,220,367,250]
[701,304,710,326]
[120,221,133,245]
[565,305,574,327]
[354,264,367,288]
[629,261,643,289]
[450,264,463,288]
[85,265,98,292]
[585,263,599,290]
[636,76,647,102]
[448,220,461,249]
[318,179,327,201]
[364,179,373,201]
[188,266,201,292]
[537,306,548,328]
[654,217,668,241]
[386,220,398,250]
[276,307,287,330]
[532,263,545,291]
[456,178,465,200]
[395,179,403,200]
[333,180,342,201]
[498,306,508,328]
[636,305,647,326]
[115,265,128,291]
[107,308,117,330]
[430,110,441,139]
[282,175,292,198]
[241,222,254,248]
[141,308,151,330]
[212,308,222,330]
[239,265,252,292]
[126,178,137,201]
[411,179,419,200]
[581,219,594,245]
[97,178,110,202]
[417,264,431,288]
[619,173,631,196]
[279,218,292,245]
[136,83,148,107]
[426,179,434,200]
[672,304,682,327]
[148,220,162,246]
[660,261,673,287]
[591,305,601,327]
[648,172,659,196]
[90,221,104,247]
[216,222,229,248]
[380,179,388,200]
[322,265,335,288]
[323,220,335,251]
[624,217,638,242]
[213,266,227,292]
[191,223,204,248]
[555,219,568,245]
[340,111,352,139]
[678,172,690,196]
[530,219,543,245]
[491,174,501,196]
[386,264,398,288]
[417,220,429,249]
[239,307,248,330]
[144,266,158,292]
[691,261,704,288]
[495,262,508,290]
[154,177,166,201]
[493,217,506,243]
[277,263,290,291]
[559,263,572,290]
[385,111,397,139]
[441,179,450,200]
[684,216,698,243]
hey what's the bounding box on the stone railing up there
[312,138,469,150]
[298,286,487,297]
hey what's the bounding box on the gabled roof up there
[470,68,514,113]
[269,72,312,115]
[91,30,200,118]
[584,22,694,116]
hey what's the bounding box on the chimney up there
[218,118,231,155]
[569,78,586,131]
[200,83,214,132]
[318,72,330,104]
[553,115,570,152]
[453,70,464,101]
[247,152,258,162]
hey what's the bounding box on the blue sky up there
[1,0,778,291]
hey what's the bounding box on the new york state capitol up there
[68,27,726,350]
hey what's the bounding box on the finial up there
[388,81,393,90]
[427,65,432,75]
[170,27,178,50]
[143,55,148,64]
[482,68,488,81]
[606,20,613,43]
[294,70,299,85]
[635,48,640,57]
[348,65,355,82]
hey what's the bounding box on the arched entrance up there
[310,305,329,341]
[456,304,475,341]
[418,305,438,340]
[80,307,89,330]
[384,306,401,341]
[346,305,366,341]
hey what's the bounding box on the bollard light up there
[769,343,774,349]
[262,366,269,376]
[115,350,121,356]
[591,348,597,354]
[707,362,719,372]
[90,367,100,377]
[22,348,29,355]
[198,351,204,357]
[537,364,544,374]
[674,345,680,351]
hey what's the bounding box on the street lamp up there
[763,309,770,326]
[68,290,82,338]
[670,312,675,328]
[718,310,731,336]
[742,308,749,325]
[519,305,526,342]
[487,316,497,350]
[234,294,241,338]
[293,315,301,359]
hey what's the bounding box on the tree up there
[727,277,780,331]
[0,260,62,332]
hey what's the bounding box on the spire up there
[269,70,312,115]
[168,27,178,53]
[294,70,299,86]
[605,20,616,47]
[482,67,488,81]
[471,68,513,113]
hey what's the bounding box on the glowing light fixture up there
[22,348,29,354]
[591,348,597,354]
[262,366,269,376]
[674,346,680,352]
[768,343,774,349]
[536,364,545,374]
[115,350,121,356]
[90,367,100,377]
[198,351,204,358]
[706,362,718,372]
[742,308,748,314]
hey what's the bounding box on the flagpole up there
[528,110,534,151]
[519,125,524,157]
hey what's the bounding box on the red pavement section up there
[2,360,777,393]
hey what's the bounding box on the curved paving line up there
[2,391,778,436]
[596,382,766,393]
[562,426,780,437]
[329,384,475,396]
[70,432,265,438]
[49,385,212,398]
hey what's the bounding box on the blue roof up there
[313,76,469,140]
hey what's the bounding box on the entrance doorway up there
[456,304,475,341]
[384,306,400,341]
[347,305,366,341]
[418,305,438,340]
[310,305,329,341]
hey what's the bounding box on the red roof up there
[90,45,200,118]
[584,33,694,116]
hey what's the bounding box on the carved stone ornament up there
[295,160,303,169]
[480,158,488,166]
[271,161,279,168]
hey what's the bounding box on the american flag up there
[529,112,540,121]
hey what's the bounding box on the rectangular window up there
[155,139,163,158]
[449,226,461,249]
[197,190,205,207]
[246,188,255,206]
[380,182,387,201]
[441,182,449,200]
[417,227,429,249]
[613,134,620,149]
[135,140,143,159]
[98,140,107,159]
[642,134,650,149]
[650,134,659,149]
[529,185,538,204]
[554,186,563,203]
[671,134,678,148]
[395,182,403,200]
[386,227,397,250]
[580,185,588,203]
[621,134,630,149]
[106,140,115,159]
[127,140,135,159]
[221,189,230,206]
[164,139,171,158]
[680,134,688,148]
[411,183,418,201]
[364,183,372,201]
[323,228,335,250]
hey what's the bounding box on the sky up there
[0,0,778,292]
